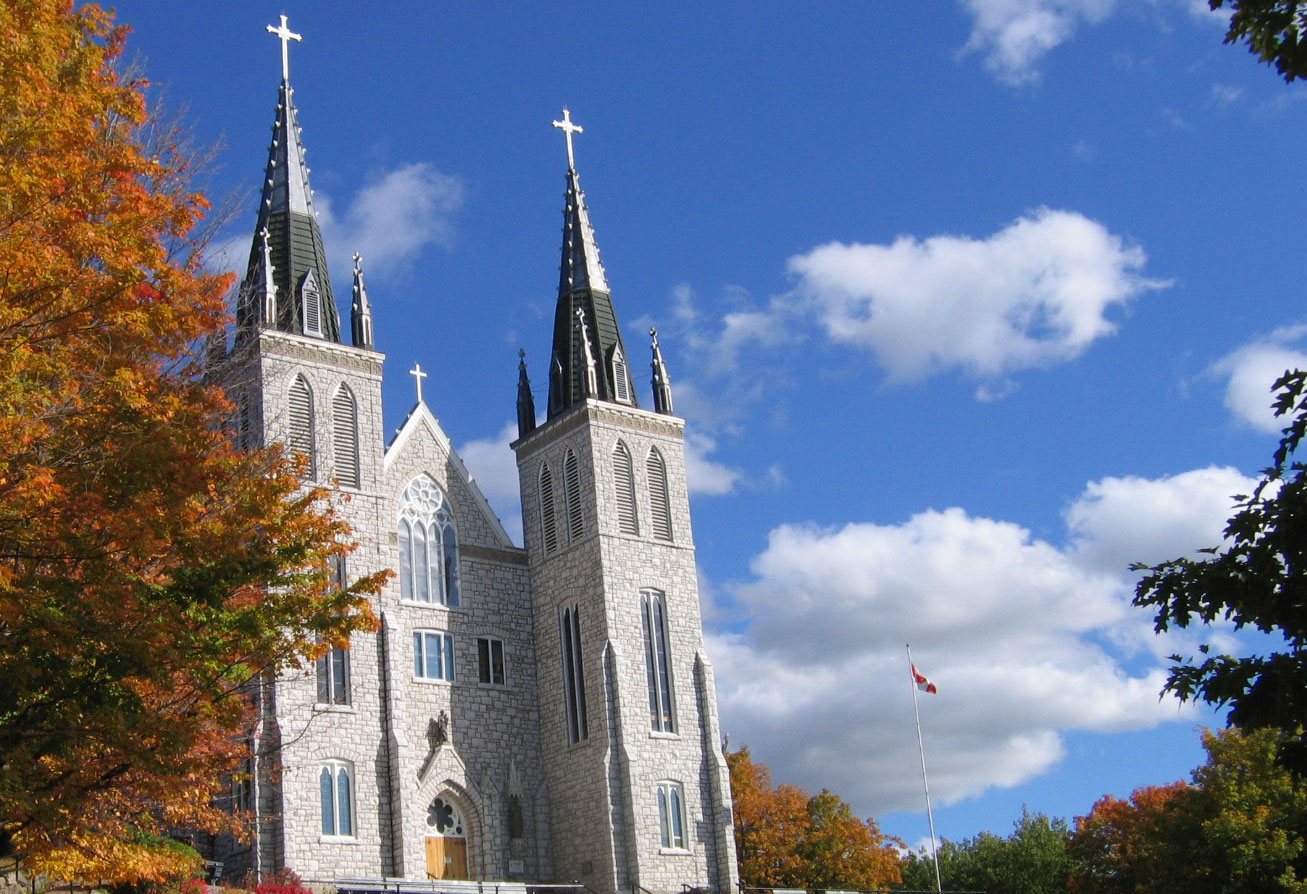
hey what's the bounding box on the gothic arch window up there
[559,603,588,744]
[610,345,632,404]
[398,473,459,606]
[538,463,559,554]
[656,780,686,850]
[648,447,672,541]
[301,268,323,337]
[613,440,638,536]
[506,794,524,840]
[332,384,360,489]
[288,374,315,478]
[641,589,675,732]
[563,448,584,542]
[320,760,354,837]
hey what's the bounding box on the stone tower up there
[512,111,738,894]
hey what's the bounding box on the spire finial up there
[553,108,583,170]
[410,363,428,405]
[266,15,302,81]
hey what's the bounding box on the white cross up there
[410,363,428,404]
[266,14,302,81]
[552,108,583,170]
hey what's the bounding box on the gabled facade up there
[204,20,735,894]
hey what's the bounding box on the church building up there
[206,17,737,894]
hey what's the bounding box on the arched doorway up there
[425,794,471,880]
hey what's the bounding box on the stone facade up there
[204,39,736,893]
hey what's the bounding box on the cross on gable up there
[552,108,583,170]
[266,14,302,81]
[410,363,428,405]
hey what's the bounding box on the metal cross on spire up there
[266,14,302,81]
[553,108,583,170]
[410,363,428,404]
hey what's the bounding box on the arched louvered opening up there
[563,448,583,542]
[288,374,315,478]
[648,447,672,541]
[539,464,559,553]
[332,384,360,488]
[301,269,323,337]
[611,345,631,404]
[613,441,638,535]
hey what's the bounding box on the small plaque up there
[508,860,525,875]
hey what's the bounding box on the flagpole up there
[907,643,943,894]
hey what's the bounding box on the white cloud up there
[458,421,523,546]
[1211,83,1245,105]
[787,208,1167,384]
[712,465,1251,816]
[958,0,1118,85]
[684,430,743,496]
[317,162,463,278]
[1212,326,1307,432]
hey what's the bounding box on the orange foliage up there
[727,746,902,890]
[0,1,384,881]
[1069,782,1199,894]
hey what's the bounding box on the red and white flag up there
[912,664,937,694]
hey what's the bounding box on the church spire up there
[546,109,635,419]
[516,350,537,439]
[236,16,342,343]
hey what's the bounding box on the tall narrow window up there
[611,345,631,404]
[613,441,638,536]
[642,589,675,732]
[288,375,315,478]
[656,781,686,850]
[320,760,354,837]
[477,637,506,686]
[414,630,455,681]
[563,449,584,542]
[397,474,460,606]
[648,447,672,541]
[301,269,322,337]
[539,464,559,553]
[332,384,360,488]
[559,605,588,744]
[316,642,350,705]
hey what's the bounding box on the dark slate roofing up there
[235,78,342,343]
[546,163,637,418]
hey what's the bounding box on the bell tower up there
[513,111,737,894]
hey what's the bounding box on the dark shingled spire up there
[545,109,637,419]
[236,17,342,343]
[517,350,537,439]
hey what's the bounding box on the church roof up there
[546,110,637,418]
[235,18,342,343]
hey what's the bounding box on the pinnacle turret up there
[351,253,374,349]
[650,328,674,415]
[516,350,537,439]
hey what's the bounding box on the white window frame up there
[319,759,355,839]
[642,589,675,733]
[398,474,460,606]
[656,780,687,851]
[414,630,455,682]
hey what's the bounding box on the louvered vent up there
[302,269,322,337]
[612,347,631,404]
[648,447,672,541]
[539,464,559,553]
[333,385,359,488]
[613,441,638,535]
[564,449,584,542]
[288,375,314,476]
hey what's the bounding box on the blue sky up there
[110,0,1305,850]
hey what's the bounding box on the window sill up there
[476,681,509,690]
[399,599,464,612]
[413,676,455,686]
[658,847,692,856]
[314,703,357,714]
[319,835,359,845]
[649,730,680,740]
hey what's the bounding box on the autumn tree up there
[1134,371,1307,773]
[727,746,902,890]
[1071,729,1307,894]
[898,809,1072,894]
[0,1,382,882]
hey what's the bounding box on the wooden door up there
[425,836,469,880]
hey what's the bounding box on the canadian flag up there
[912,664,937,694]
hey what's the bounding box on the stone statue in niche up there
[429,710,449,750]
